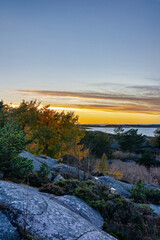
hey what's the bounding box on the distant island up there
[80,124,160,128]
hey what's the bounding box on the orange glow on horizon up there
[9,103,160,124]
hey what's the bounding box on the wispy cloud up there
[16,89,160,115]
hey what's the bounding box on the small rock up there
[53,174,65,182]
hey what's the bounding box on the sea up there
[86,126,158,137]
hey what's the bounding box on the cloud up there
[16,89,160,115]
[17,89,160,102]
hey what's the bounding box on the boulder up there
[97,175,160,198]
[20,151,85,180]
[97,175,132,197]
[53,174,65,182]
[19,151,58,172]
[0,181,117,240]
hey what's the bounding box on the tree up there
[138,149,156,168]
[0,121,33,179]
[97,153,108,174]
[117,129,146,153]
[11,100,39,133]
[67,133,89,179]
[0,100,10,128]
[11,100,84,158]
[82,131,112,158]
[114,126,124,137]
[32,106,84,158]
[151,128,160,148]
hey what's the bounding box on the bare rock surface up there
[97,176,132,197]
[0,210,21,240]
[149,204,160,215]
[19,151,84,179]
[53,174,65,182]
[0,181,117,240]
[19,151,58,172]
[97,175,160,198]
[55,195,104,229]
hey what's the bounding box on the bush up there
[0,121,33,180]
[73,181,110,204]
[130,179,160,204]
[37,161,50,178]
[112,151,140,161]
[108,160,160,186]
[54,179,79,194]
[70,180,159,240]
[60,171,76,179]
[39,183,65,196]
[27,172,50,187]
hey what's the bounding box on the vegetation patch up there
[130,179,160,204]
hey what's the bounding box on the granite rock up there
[0,181,117,240]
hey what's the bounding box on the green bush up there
[0,121,33,180]
[27,172,50,187]
[54,179,79,195]
[37,161,50,178]
[130,179,160,204]
[73,181,110,204]
[39,183,65,196]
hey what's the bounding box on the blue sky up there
[0,0,160,123]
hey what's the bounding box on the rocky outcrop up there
[97,175,132,197]
[20,151,85,180]
[97,175,160,198]
[0,181,117,240]
[55,195,104,229]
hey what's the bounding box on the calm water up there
[87,127,158,137]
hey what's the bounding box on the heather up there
[108,160,160,186]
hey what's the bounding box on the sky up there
[0,0,160,124]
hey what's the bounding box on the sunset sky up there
[0,0,160,124]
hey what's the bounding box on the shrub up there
[73,181,110,204]
[130,179,160,204]
[37,161,50,178]
[108,160,160,186]
[60,171,76,179]
[112,151,140,161]
[130,180,147,203]
[27,172,50,187]
[54,179,79,194]
[72,180,159,240]
[39,183,65,196]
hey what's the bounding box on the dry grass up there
[112,150,141,160]
[109,160,160,187]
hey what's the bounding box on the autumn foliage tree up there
[11,100,85,159]
[97,153,108,174]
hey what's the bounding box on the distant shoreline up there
[80,124,160,128]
